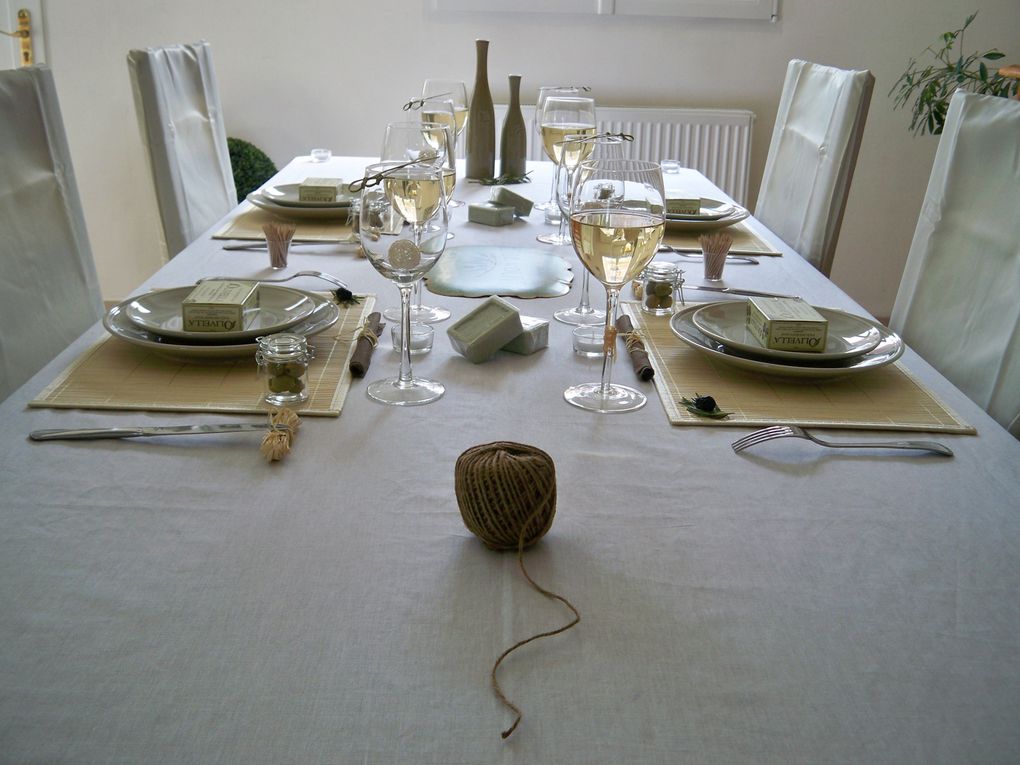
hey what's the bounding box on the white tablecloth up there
[2,158,1019,764]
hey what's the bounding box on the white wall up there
[41,0,1020,317]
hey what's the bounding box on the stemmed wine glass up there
[564,158,666,413]
[533,86,589,214]
[552,134,625,326]
[419,95,463,209]
[422,79,468,205]
[358,161,449,406]
[536,96,596,245]
[380,120,454,325]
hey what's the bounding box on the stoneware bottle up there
[499,74,527,177]
[465,39,495,180]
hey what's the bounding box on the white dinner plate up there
[104,290,340,361]
[664,199,749,232]
[666,197,736,221]
[691,301,883,361]
[261,182,357,208]
[246,192,354,220]
[669,303,903,380]
[125,285,315,342]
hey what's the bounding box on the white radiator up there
[488,105,755,206]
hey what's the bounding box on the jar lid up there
[643,260,679,278]
[257,332,309,359]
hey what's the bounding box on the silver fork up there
[731,425,953,456]
[198,270,350,291]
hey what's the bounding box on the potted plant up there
[890,12,1017,135]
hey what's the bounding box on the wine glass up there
[422,81,469,206]
[359,161,449,406]
[533,86,588,214]
[536,96,596,245]
[564,158,666,413]
[380,120,454,325]
[552,134,625,326]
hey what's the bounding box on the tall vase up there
[499,74,527,178]
[465,39,495,180]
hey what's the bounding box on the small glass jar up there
[256,333,314,406]
[640,261,681,315]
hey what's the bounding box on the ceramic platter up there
[664,198,749,232]
[260,182,357,208]
[691,301,883,361]
[669,302,904,380]
[125,285,315,342]
[246,192,353,220]
[425,246,573,299]
[104,290,340,361]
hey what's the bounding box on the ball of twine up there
[455,441,557,551]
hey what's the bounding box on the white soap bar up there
[299,177,343,202]
[446,296,523,363]
[502,316,549,355]
[746,296,828,353]
[666,196,701,216]
[181,280,258,333]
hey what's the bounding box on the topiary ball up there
[228,137,278,203]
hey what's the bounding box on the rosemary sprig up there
[470,172,533,186]
[680,394,731,419]
[333,287,362,307]
[402,92,454,111]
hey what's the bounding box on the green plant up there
[890,12,1017,136]
[227,137,278,202]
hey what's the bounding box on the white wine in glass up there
[537,96,596,246]
[534,85,589,213]
[564,158,665,414]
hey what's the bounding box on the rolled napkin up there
[615,315,654,381]
[349,312,385,378]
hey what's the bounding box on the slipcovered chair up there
[0,65,103,402]
[128,41,236,259]
[756,59,875,276]
[890,91,1020,437]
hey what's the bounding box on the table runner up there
[212,202,356,242]
[623,303,974,433]
[30,297,375,417]
[662,220,782,255]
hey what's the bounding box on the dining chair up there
[127,41,236,259]
[890,90,1020,438]
[755,59,874,276]
[0,65,103,403]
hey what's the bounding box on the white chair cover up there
[0,66,103,403]
[755,59,874,276]
[127,41,236,258]
[890,91,1020,437]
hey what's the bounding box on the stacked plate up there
[103,285,340,361]
[247,182,356,220]
[664,197,749,233]
[668,301,904,380]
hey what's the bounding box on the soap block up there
[666,196,702,216]
[468,202,515,227]
[182,280,259,333]
[489,187,534,218]
[746,296,828,353]
[299,177,343,203]
[501,316,549,355]
[447,296,523,363]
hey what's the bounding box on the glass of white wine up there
[537,96,596,245]
[420,96,463,209]
[534,86,588,214]
[552,134,625,326]
[380,120,454,325]
[564,158,666,413]
[359,161,449,406]
[422,80,468,201]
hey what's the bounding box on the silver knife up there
[683,284,801,300]
[222,238,356,251]
[30,424,282,441]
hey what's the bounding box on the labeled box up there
[298,177,344,203]
[181,280,259,333]
[666,196,701,216]
[745,296,828,353]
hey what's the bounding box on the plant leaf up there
[984,51,1005,60]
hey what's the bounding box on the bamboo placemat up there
[663,220,782,256]
[623,303,974,433]
[213,203,356,242]
[30,296,376,417]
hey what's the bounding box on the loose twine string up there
[454,442,581,740]
[356,325,380,347]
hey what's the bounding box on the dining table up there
[2,155,1019,765]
